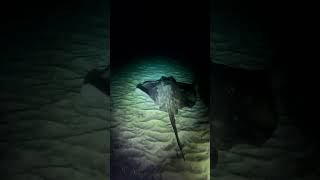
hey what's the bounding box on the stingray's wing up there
[175,82,197,108]
[136,80,160,102]
[137,78,197,108]
[84,68,110,95]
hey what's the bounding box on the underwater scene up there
[110,58,210,180]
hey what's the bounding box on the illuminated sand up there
[111,58,210,180]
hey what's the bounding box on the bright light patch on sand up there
[111,57,210,180]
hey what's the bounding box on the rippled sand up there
[111,58,210,180]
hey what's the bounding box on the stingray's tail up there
[168,111,185,161]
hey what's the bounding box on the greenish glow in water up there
[112,56,194,83]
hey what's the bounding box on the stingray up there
[136,76,196,161]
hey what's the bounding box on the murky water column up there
[110,58,210,180]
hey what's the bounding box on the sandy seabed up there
[110,58,210,180]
